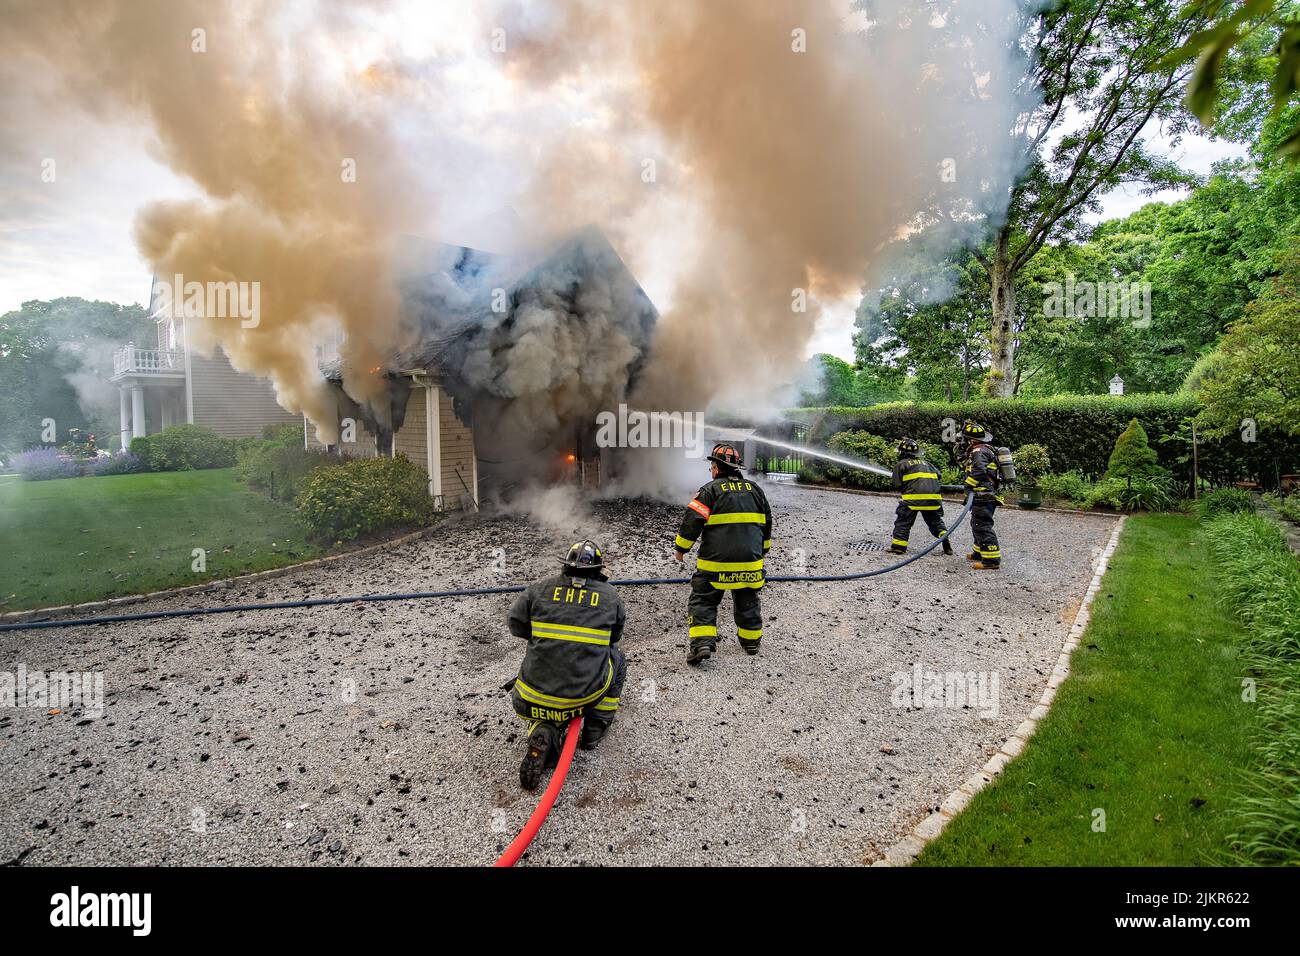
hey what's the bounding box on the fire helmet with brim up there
[707,441,743,472]
[897,437,920,456]
[561,539,604,573]
[962,419,992,442]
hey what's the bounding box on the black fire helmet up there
[706,441,743,473]
[897,437,919,456]
[561,539,604,574]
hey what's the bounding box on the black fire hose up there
[0,493,974,633]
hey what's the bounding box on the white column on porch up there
[131,386,146,439]
[119,388,131,451]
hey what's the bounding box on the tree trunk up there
[987,230,1017,398]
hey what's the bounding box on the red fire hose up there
[493,716,583,867]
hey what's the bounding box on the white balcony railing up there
[113,346,184,378]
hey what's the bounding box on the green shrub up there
[1198,486,1257,518]
[1106,418,1165,482]
[238,443,334,501]
[1204,513,1300,865]
[131,425,236,471]
[262,423,303,445]
[1115,475,1177,512]
[790,394,1300,487]
[1013,443,1050,485]
[796,464,827,485]
[298,454,437,541]
[1082,477,1126,511]
[1039,470,1091,505]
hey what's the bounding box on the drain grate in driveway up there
[847,540,887,553]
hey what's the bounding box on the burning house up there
[304,225,659,508]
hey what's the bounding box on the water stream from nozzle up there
[703,424,893,478]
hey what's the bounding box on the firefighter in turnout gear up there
[507,539,627,791]
[889,438,953,556]
[674,442,773,664]
[957,420,1003,569]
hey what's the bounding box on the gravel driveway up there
[0,483,1118,866]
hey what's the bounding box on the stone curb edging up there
[869,514,1127,867]
[785,480,1120,518]
[0,523,445,625]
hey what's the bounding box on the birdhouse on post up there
[1109,374,1124,396]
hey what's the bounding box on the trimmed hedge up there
[298,454,437,541]
[790,394,1300,488]
[131,425,237,472]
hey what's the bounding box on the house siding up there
[439,388,476,508]
[189,347,300,438]
[304,393,379,457]
[393,388,428,474]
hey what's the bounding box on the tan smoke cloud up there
[0,0,430,440]
[504,0,996,415]
[3,0,1025,453]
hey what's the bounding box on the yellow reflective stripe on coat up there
[594,696,619,711]
[710,580,764,590]
[696,557,764,572]
[705,511,767,525]
[530,622,611,646]
[902,493,942,501]
[514,663,612,708]
[675,534,696,550]
[532,621,611,637]
[901,471,938,481]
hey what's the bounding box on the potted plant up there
[1014,443,1050,509]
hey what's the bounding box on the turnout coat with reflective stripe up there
[508,574,625,711]
[961,443,1002,500]
[674,475,773,589]
[892,456,942,511]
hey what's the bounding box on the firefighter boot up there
[942,538,954,555]
[888,545,907,555]
[579,717,612,751]
[967,550,981,561]
[686,639,715,664]
[520,722,560,791]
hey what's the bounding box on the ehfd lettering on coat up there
[550,587,599,606]
[718,481,753,492]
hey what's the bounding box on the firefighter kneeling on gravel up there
[958,420,1005,569]
[889,438,954,556]
[674,441,773,664]
[506,540,627,791]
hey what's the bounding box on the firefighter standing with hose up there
[506,540,627,790]
[888,438,954,556]
[674,442,773,664]
[957,420,1005,569]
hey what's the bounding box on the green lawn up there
[0,468,326,611]
[916,514,1254,866]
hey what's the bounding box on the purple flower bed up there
[12,447,81,481]
[92,451,142,476]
